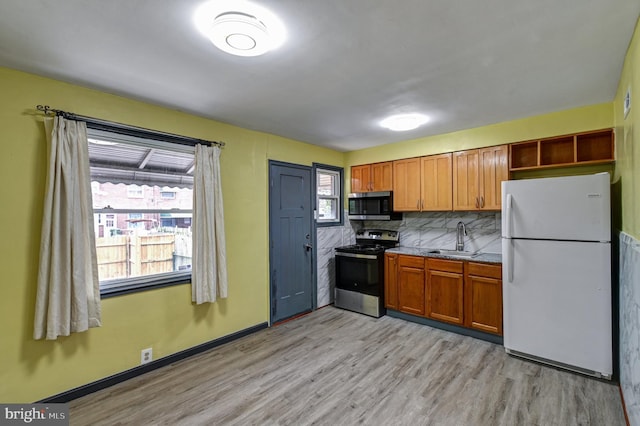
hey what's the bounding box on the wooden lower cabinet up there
[426,258,464,325]
[464,262,503,335]
[396,255,426,316]
[384,253,503,336]
[384,253,398,310]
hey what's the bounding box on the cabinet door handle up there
[480,196,485,208]
[475,197,479,208]
[421,199,424,210]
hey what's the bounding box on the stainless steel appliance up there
[347,191,402,221]
[334,229,399,317]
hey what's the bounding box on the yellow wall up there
[1,28,631,401]
[344,103,613,193]
[346,103,613,166]
[614,17,640,238]
[0,67,344,402]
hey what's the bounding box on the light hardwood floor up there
[69,307,626,425]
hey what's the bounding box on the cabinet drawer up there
[467,262,502,279]
[398,255,425,269]
[427,258,463,273]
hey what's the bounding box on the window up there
[126,185,144,198]
[314,164,343,226]
[87,127,196,296]
[127,212,144,229]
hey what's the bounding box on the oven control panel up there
[355,229,399,242]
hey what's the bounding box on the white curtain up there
[34,116,101,340]
[192,144,228,304]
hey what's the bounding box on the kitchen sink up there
[426,249,479,258]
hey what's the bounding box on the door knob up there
[305,243,313,251]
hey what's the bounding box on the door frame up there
[268,160,317,325]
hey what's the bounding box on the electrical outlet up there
[141,348,153,365]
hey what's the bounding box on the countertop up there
[386,246,502,264]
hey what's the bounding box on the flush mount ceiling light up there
[194,1,286,57]
[380,113,430,131]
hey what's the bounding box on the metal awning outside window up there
[87,128,194,189]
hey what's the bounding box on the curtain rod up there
[36,105,225,148]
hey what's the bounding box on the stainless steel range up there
[334,229,399,318]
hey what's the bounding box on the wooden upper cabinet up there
[453,149,480,210]
[453,146,507,211]
[371,162,393,192]
[479,145,508,210]
[351,162,393,193]
[354,144,508,211]
[393,158,421,211]
[351,164,371,193]
[394,154,453,212]
[421,153,453,211]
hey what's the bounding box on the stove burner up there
[359,244,386,251]
[334,229,399,255]
[335,243,390,254]
[345,244,381,249]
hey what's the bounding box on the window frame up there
[313,163,344,227]
[160,190,177,199]
[86,122,202,298]
[126,185,144,198]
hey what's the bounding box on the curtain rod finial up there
[36,105,55,115]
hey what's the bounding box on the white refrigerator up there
[501,173,612,379]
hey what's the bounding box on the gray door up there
[269,161,314,323]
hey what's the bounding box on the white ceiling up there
[0,1,638,152]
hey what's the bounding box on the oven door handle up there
[335,252,379,260]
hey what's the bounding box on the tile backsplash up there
[316,210,502,309]
[619,231,640,426]
[316,213,359,308]
[363,211,502,254]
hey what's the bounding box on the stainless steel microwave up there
[347,191,402,221]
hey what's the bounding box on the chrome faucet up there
[456,221,467,251]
